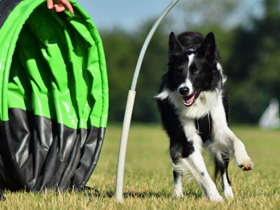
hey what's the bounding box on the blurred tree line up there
[99,0,280,124]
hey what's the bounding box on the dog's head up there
[166,31,223,107]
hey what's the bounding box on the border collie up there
[156,31,253,201]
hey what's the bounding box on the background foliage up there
[100,0,280,124]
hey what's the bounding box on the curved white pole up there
[115,0,180,203]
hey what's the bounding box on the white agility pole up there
[115,0,180,202]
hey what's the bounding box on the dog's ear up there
[168,32,183,56]
[198,32,216,60]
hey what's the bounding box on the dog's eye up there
[178,69,183,74]
[193,70,199,74]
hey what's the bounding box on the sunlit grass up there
[1,124,280,209]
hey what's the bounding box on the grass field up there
[1,124,280,209]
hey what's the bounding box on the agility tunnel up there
[0,0,108,192]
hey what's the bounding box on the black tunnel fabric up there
[0,109,106,191]
[0,0,23,28]
[0,0,109,192]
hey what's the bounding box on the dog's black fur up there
[157,31,228,162]
[156,31,253,201]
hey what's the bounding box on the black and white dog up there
[156,31,253,201]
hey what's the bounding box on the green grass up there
[1,124,280,209]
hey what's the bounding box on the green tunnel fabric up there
[0,0,109,191]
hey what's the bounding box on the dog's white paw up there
[235,152,254,171]
[205,186,224,202]
[172,189,183,197]
[208,193,224,202]
[223,186,234,199]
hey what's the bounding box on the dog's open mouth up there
[183,91,200,107]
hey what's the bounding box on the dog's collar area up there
[195,113,212,143]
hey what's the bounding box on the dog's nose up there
[179,87,189,95]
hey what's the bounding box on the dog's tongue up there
[183,92,196,106]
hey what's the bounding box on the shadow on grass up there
[82,186,201,199]
[0,187,202,201]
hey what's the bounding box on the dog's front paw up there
[172,189,183,197]
[208,194,224,202]
[235,153,254,171]
[223,186,234,199]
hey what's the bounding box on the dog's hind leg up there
[214,150,234,198]
[172,170,183,197]
[205,140,233,198]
